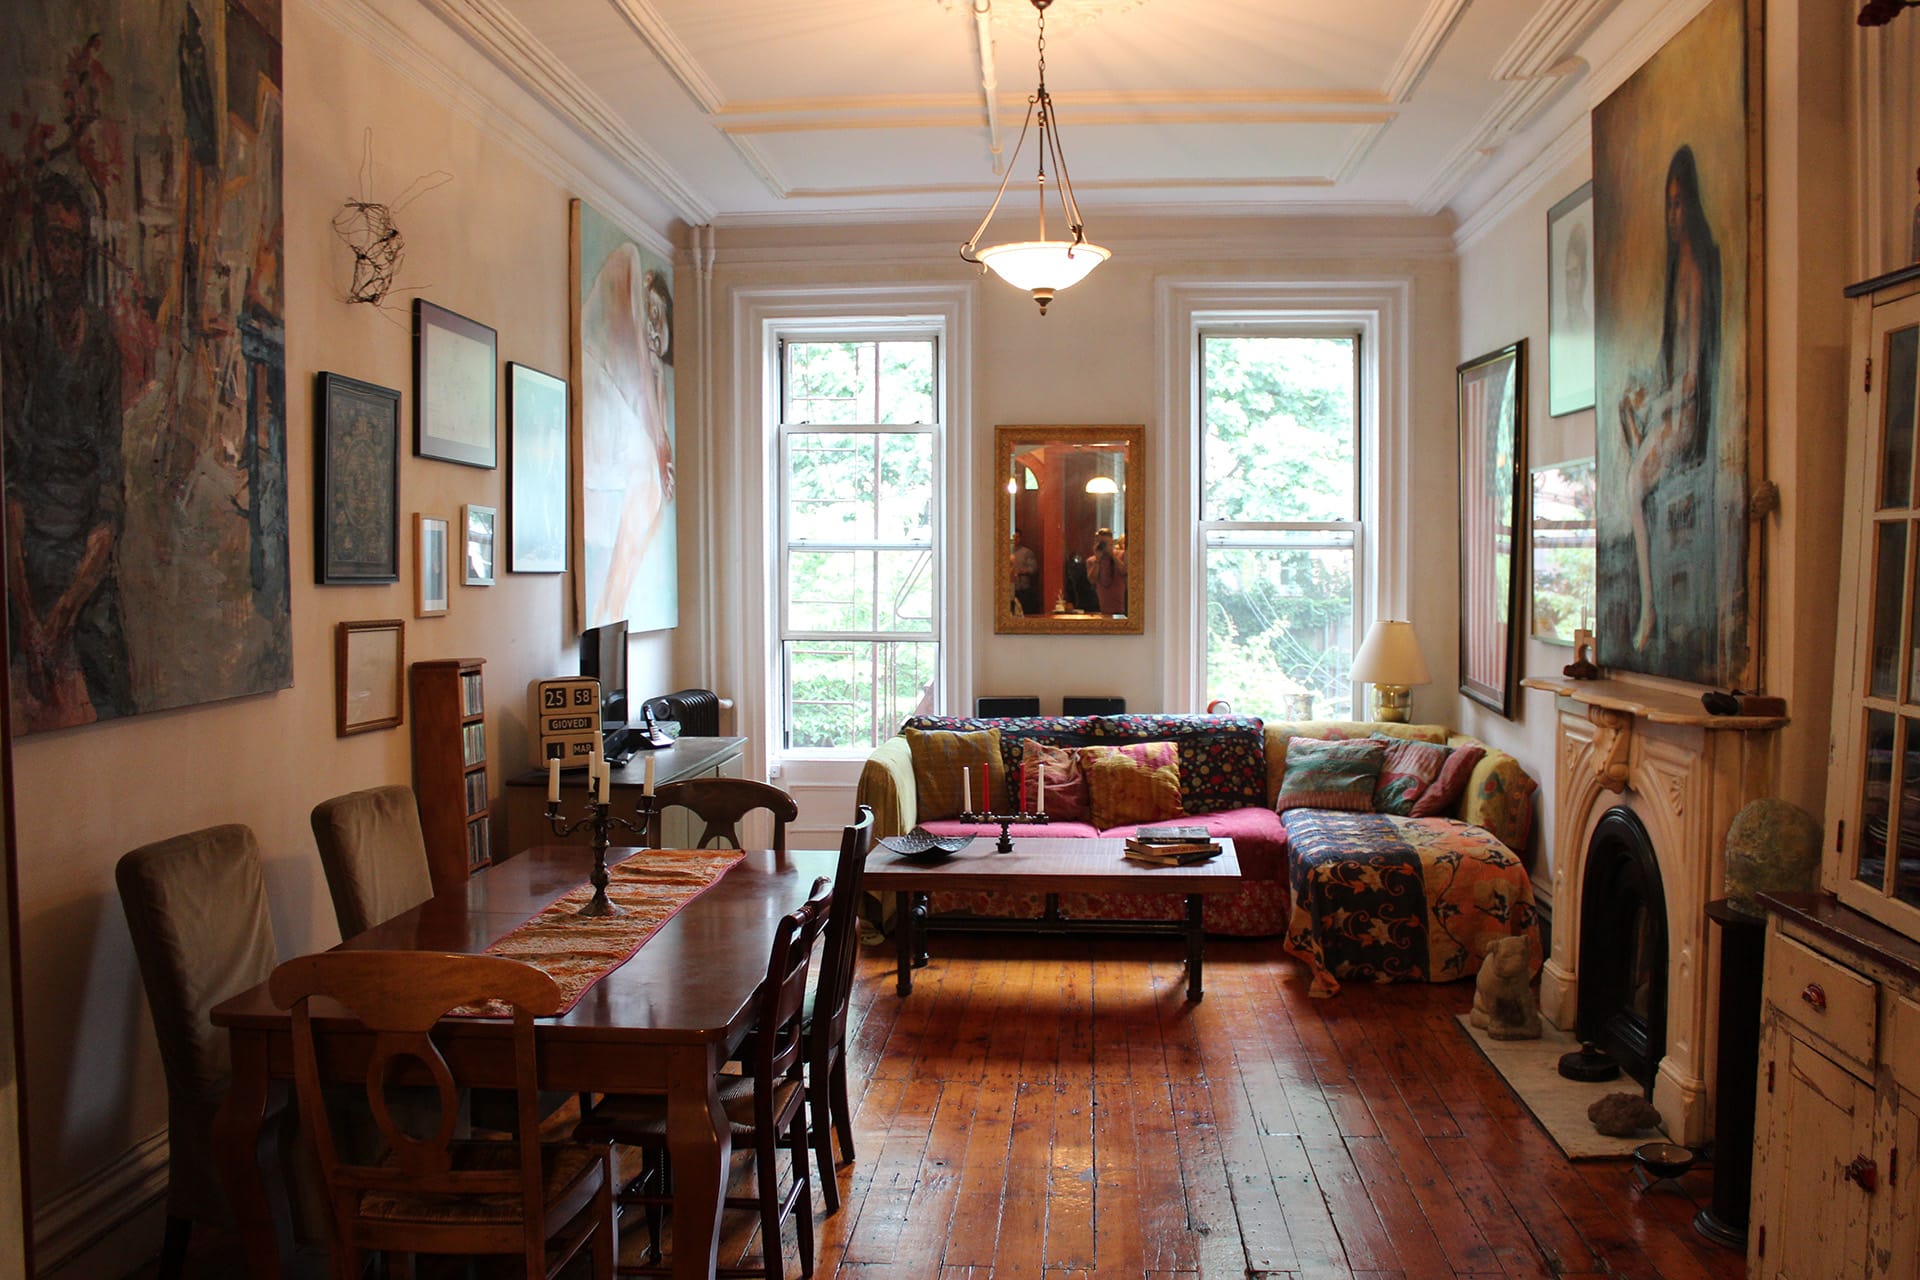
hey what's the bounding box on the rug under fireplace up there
[1454,1014,1666,1160]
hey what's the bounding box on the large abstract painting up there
[1593,0,1757,688]
[0,0,289,734]
[570,198,676,634]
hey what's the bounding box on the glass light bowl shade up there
[975,239,1110,301]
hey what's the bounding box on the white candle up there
[547,756,561,802]
[596,760,611,806]
[962,766,971,813]
[1037,762,1046,814]
[643,754,656,796]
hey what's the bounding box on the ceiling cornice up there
[1382,0,1474,102]
[1414,70,1579,213]
[1450,115,1590,253]
[415,0,717,222]
[305,0,677,254]
[1494,0,1624,79]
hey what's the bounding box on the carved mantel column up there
[1520,676,1785,1145]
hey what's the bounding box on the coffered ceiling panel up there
[452,0,1624,223]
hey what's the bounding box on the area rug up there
[462,849,745,1016]
[1454,1014,1664,1159]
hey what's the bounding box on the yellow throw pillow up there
[905,727,1006,820]
[1079,741,1183,830]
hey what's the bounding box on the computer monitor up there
[578,621,629,749]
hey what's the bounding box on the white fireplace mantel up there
[1520,675,1786,1145]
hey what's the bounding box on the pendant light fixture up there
[959,0,1110,315]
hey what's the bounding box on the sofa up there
[856,713,1540,995]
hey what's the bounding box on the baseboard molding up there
[33,1127,167,1273]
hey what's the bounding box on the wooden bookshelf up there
[409,657,490,892]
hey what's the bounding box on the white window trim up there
[1156,279,1413,712]
[724,285,974,786]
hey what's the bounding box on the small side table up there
[1696,900,1765,1248]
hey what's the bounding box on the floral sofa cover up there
[855,714,1539,960]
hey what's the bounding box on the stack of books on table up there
[1123,826,1222,866]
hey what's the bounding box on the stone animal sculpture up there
[1470,934,1541,1039]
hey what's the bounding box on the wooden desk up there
[502,735,747,856]
[865,837,1242,1001]
[211,844,830,1280]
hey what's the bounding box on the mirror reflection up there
[995,424,1145,634]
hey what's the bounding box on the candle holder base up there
[544,798,652,916]
[958,810,1049,852]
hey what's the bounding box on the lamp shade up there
[1084,476,1119,494]
[1349,619,1431,687]
[973,240,1110,293]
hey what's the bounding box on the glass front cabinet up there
[1832,273,1920,940]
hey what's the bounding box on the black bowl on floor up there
[1633,1141,1696,1180]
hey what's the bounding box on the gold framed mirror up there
[995,424,1145,634]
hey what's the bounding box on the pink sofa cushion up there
[1102,806,1288,881]
[918,819,1104,841]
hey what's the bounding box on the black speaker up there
[1062,696,1125,716]
[975,695,1041,718]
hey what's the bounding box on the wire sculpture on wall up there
[332,129,450,311]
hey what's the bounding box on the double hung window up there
[776,333,941,751]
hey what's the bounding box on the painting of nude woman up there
[570,198,677,634]
[1592,0,1757,689]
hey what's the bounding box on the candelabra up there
[544,792,654,917]
[956,808,1049,853]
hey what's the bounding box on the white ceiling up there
[426,0,1625,227]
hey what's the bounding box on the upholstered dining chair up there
[576,877,833,1279]
[116,824,285,1280]
[805,806,875,1214]
[269,950,616,1280]
[647,777,798,853]
[309,785,436,940]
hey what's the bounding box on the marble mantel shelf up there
[1519,675,1789,731]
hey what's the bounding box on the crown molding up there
[1581,0,1712,104]
[305,0,678,255]
[1332,121,1391,184]
[413,0,715,223]
[1450,115,1590,253]
[32,1128,167,1271]
[1383,0,1474,103]
[607,0,725,110]
[1413,70,1579,213]
[717,106,1394,134]
[1493,0,1624,80]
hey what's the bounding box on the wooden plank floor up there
[704,932,1747,1280]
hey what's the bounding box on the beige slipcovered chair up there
[309,785,435,939]
[115,823,282,1279]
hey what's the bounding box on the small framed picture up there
[335,619,404,736]
[314,373,400,585]
[414,298,499,468]
[416,514,450,617]
[1546,181,1595,417]
[508,362,568,573]
[463,503,497,586]
[1529,458,1598,645]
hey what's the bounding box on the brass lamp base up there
[1370,684,1412,723]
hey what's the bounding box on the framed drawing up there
[1529,458,1597,646]
[507,362,567,572]
[336,619,404,736]
[1457,341,1527,717]
[414,299,498,468]
[572,198,678,632]
[463,504,497,586]
[416,514,450,617]
[1593,0,1759,688]
[1547,182,1595,416]
[314,373,400,585]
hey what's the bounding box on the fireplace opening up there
[1576,807,1668,1091]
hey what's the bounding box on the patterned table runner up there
[464,849,745,1016]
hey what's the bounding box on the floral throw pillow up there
[1275,736,1387,814]
[1411,744,1486,818]
[1079,741,1183,830]
[905,727,1005,820]
[1370,735,1452,816]
[1018,739,1091,821]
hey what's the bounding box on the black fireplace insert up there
[1576,806,1668,1091]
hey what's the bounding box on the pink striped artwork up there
[1456,342,1526,716]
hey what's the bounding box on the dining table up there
[210,843,835,1280]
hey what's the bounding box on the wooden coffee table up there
[864,836,1243,1001]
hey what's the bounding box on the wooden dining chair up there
[309,785,436,940]
[575,877,834,1279]
[807,806,875,1214]
[648,777,798,853]
[116,824,290,1279]
[269,950,615,1280]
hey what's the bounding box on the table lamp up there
[1350,619,1430,723]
